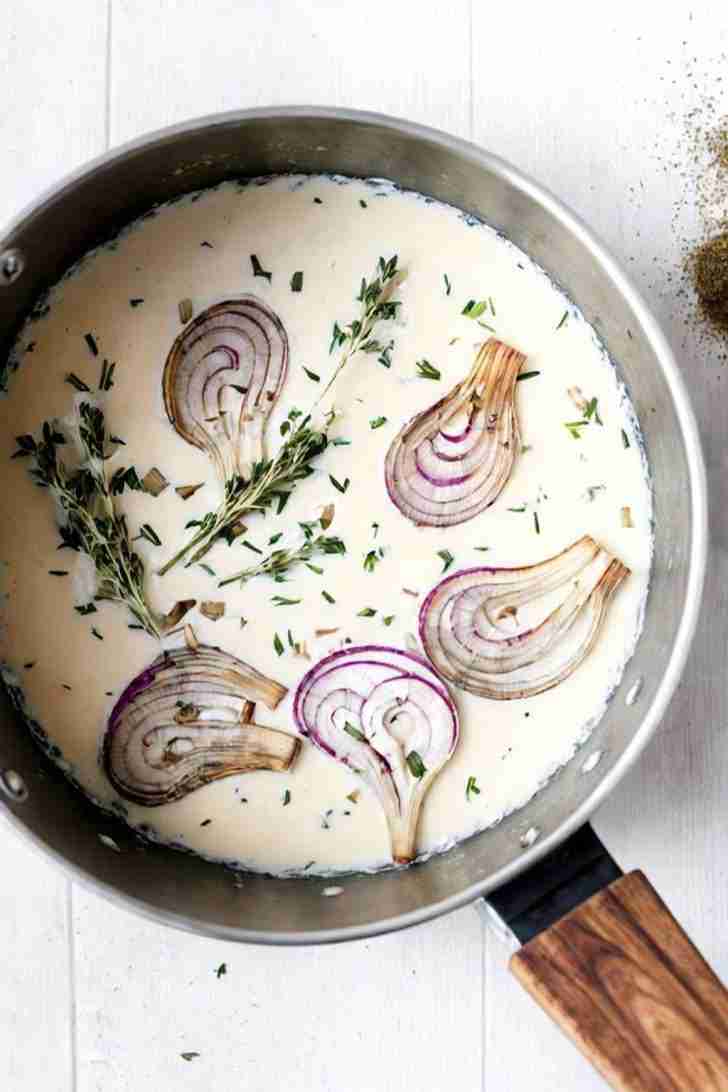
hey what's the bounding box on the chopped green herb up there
[621,429,630,449]
[370,416,387,429]
[306,562,323,575]
[437,549,454,573]
[556,309,569,330]
[242,540,263,554]
[474,546,491,552]
[178,298,193,324]
[363,550,379,573]
[344,721,366,742]
[287,628,295,648]
[84,333,98,356]
[75,602,97,615]
[332,437,351,446]
[371,522,379,537]
[359,199,368,209]
[135,523,162,547]
[584,397,603,425]
[517,370,541,382]
[444,273,452,296]
[378,340,394,369]
[290,271,304,293]
[110,466,144,495]
[303,366,320,382]
[383,615,395,626]
[406,750,426,778]
[250,254,272,281]
[271,595,301,606]
[322,590,335,604]
[462,299,488,319]
[48,569,69,576]
[507,505,526,513]
[98,359,116,392]
[65,372,90,392]
[129,298,144,308]
[534,511,541,534]
[314,197,323,204]
[282,789,291,806]
[273,632,285,656]
[477,320,497,333]
[91,627,104,640]
[180,1053,200,1062]
[215,962,227,979]
[416,359,441,381]
[489,297,496,316]
[269,532,283,545]
[565,421,588,440]
[357,607,376,617]
[329,474,350,494]
[466,775,481,801]
[198,563,216,577]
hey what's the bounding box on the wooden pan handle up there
[510,870,728,1091]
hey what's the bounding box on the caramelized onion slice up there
[419,536,630,700]
[293,645,459,863]
[103,646,296,806]
[385,339,524,527]
[162,297,288,483]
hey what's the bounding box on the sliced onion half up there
[163,298,288,483]
[385,339,524,527]
[293,645,459,863]
[104,646,298,806]
[419,536,630,700]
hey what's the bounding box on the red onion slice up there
[163,298,288,483]
[293,645,459,862]
[385,339,524,527]
[104,646,298,806]
[419,536,630,700]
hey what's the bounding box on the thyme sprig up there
[159,256,401,574]
[17,403,161,636]
[219,529,345,588]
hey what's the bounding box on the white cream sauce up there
[0,176,652,875]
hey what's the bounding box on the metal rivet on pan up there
[581,749,603,774]
[322,885,344,897]
[519,826,540,849]
[625,676,643,706]
[0,768,28,801]
[0,249,25,285]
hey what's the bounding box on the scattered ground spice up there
[691,231,728,335]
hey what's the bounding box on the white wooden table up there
[2,3,727,1089]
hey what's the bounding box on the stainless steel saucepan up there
[0,109,721,1090]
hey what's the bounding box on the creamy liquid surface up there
[0,176,652,875]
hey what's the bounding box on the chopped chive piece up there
[282,789,291,806]
[250,254,272,281]
[474,546,491,552]
[416,359,441,381]
[357,607,376,617]
[359,199,368,209]
[65,372,90,392]
[332,437,351,446]
[242,540,263,554]
[344,721,366,741]
[269,532,283,545]
[489,297,496,316]
[437,549,454,573]
[371,522,379,537]
[462,299,488,319]
[91,627,104,640]
[477,320,497,333]
[556,309,569,330]
[565,421,588,439]
[517,370,541,382]
[378,341,394,369]
[271,595,301,606]
[287,628,295,647]
[383,615,395,626]
[129,298,144,308]
[303,366,320,382]
[84,333,98,356]
[370,416,387,429]
[621,429,630,449]
[75,602,97,615]
[273,632,285,656]
[98,359,116,391]
[534,511,541,534]
[322,590,335,604]
[306,562,323,575]
[406,750,426,778]
[444,273,452,296]
[584,397,603,425]
[507,505,526,513]
[178,298,193,324]
[198,563,216,577]
[290,271,304,293]
[329,474,350,494]
[48,569,68,576]
[466,775,481,801]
